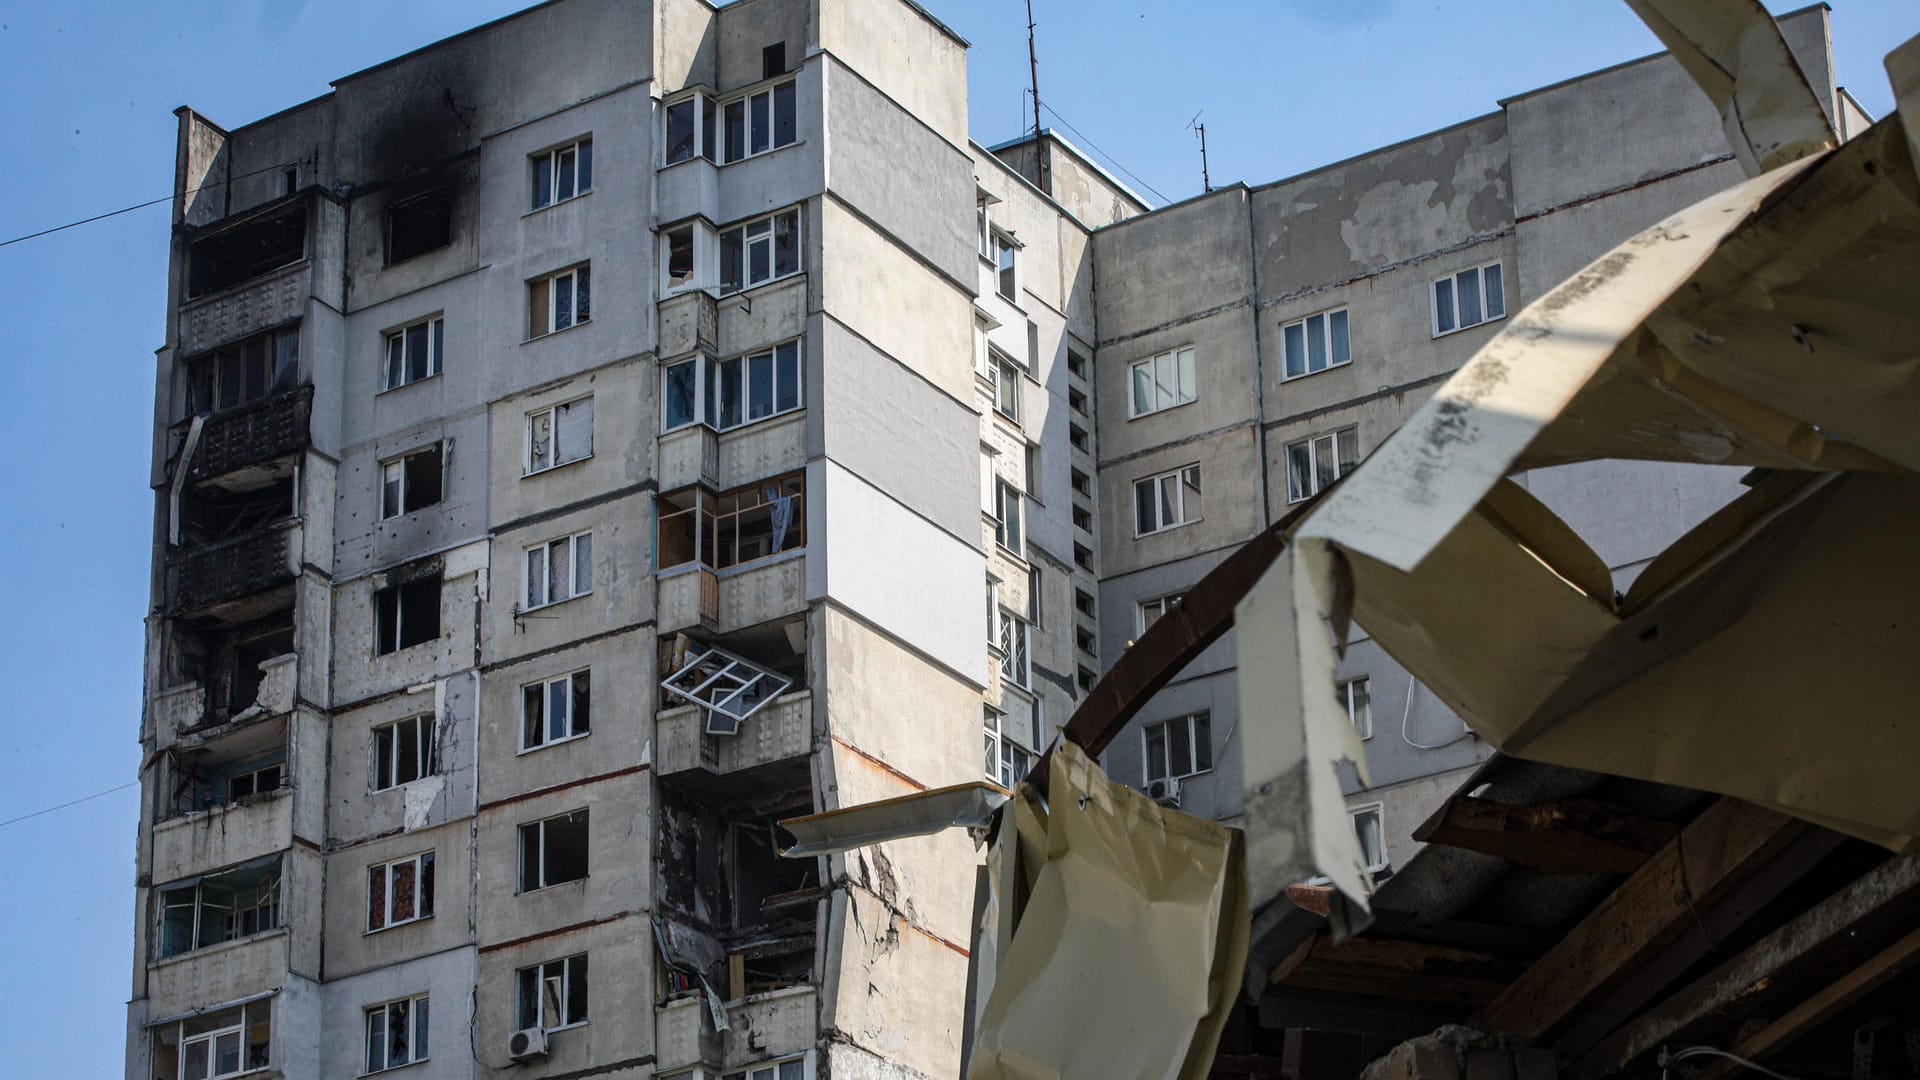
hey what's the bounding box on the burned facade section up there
[186,200,307,299]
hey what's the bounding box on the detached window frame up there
[518,809,590,892]
[383,316,444,391]
[524,531,593,611]
[1128,347,1197,417]
[379,444,444,520]
[1285,426,1360,503]
[516,953,590,1032]
[1133,465,1203,537]
[371,714,436,792]
[366,851,435,932]
[1339,676,1373,740]
[522,669,592,751]
[527,264,592,339]
[364,994,430,1075]
[525,396,594,475]
[1281,307,1351,380]
[1352,802,1388,872]
[655,473,807,573]
[719,207,802,295]
[662,341,805,433]
[154,1000,271,1080]
[530,138,593,211]
[660,645,793,736]
[1431,260,1506,337]
[1143,711,1213,785]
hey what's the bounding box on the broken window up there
[1133,465,1202,536]
[380,444,443,519]
[186,326,299,415]
[531,138,593,211]
[519,809,589,891]
[1074,588,1096,618]
[187,206,306,297]
[656,472,806,572]
[720,207,801,295]
[1282,307,1351,380]
[173,751,285,816]
[521,669,590,750]
[985,705,1034,788]
[663,342,804,432]
[1285,426,1359,503]
[383,316,444,391]
[528,264,591,338]
[152,1000,270,1080]
[997,609,1031,689]
[158,857,281,958]
[729,814,815,930]
[1432,260,1505,336]
[661,644,793,735]
[1340,676,1373,740]
[1136,592,1185,635]
[1143,711,1212,785]
[1129,346,1197,417]
[516,953,588,1031]
[1351,803,1387,871]
[525,531,592,610]
[385,189,451,265]
[993,478,1023,555]
[989,349,1021,423]
[177,477,295,549]
[364,994,429,1074]
[525,397,593,474]
[662,223,698,294]
[722,80,797,163]
[992,230,1018,301]
[373,578,440,655]
[372,714,435,792]
[366,851,435,931]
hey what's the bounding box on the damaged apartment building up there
[126,0,1867,1077]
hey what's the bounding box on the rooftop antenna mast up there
[1187,111,1211,193]
[1027,0,1049,194]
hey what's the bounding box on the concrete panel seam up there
[1094,419,1258,471]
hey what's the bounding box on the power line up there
[0,780,138,831]
[1037,101,1174,205]
[0,158,299,251]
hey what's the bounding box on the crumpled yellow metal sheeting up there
[966,740,1248,1080]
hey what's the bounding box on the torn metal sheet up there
[1625,0,1836,176]
[967,740,1248,1080]
[776,781,1007,858]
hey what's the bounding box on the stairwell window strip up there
[1285,426,1359,503]
[1432,260,1505,336]
[662,341,803,433]
[525,531,593,610]
[1129,346,1196,416]
[1282,308,1350,379]
[720,207,801,295]
[383,315,443,390]
[1133,465,1202,536]
[1144,711,1212,785]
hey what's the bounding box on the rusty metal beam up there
[1411,795,1680,875]
[1271,933,1516,1008]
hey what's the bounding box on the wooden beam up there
[1473,798,1806,1040]
[1570,853,1920,1080]
[1412,795,1679,875]
[1272,933,1516,1008]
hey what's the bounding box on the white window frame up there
[521,668,591,752]
[719,207,802,296]
[988,348,1022,424]
[531,137,593,211]
[524,396,594,475]
[379,444,442,521]
[660,645,793,736]
[366,851,435,933]
[1431,259,1506,337]
[1136,592,1185,636]
[519,809,590,892]
[1281,307,1351,380]
[528,264,591,338]
[516,953,589,1032]
[158,861,283,959]
[662,344,807,434]
[1132,465,1203,537]
[991,228,1019,302]
[997,608,1031,689]
[1128,346,1197,417]
[984,704,1034,789]
[1285,426,1360,503]
[723,1051,816,1080]
[371,714,435,793]
[524,531,593,611]
[1351,802,1388,872]
[167,1001,270,1080]
[383,315,444,391]
[717,79,799,164]
[1339,676,1373,740]
[662,90,718,166]
[364,993,430,1074]
[993,478,1024,557]
[659,220,718,297]
[1143,711,1213,785]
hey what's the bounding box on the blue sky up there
[0,1,1909,1075]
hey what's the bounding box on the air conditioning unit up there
[508,1027,550,1061]
[1146,776,1182,807]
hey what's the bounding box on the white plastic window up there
[661,645,793,735]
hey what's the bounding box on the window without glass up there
[1133,465,1202,536]
[186,326,299,415]
[1129,347,1197,417]
[1137,592,1185,635]
[384,316,444,390]
[366,851,435,931]
[188,206,306,297]
[662,223,699,293]
[386,189,451,265]
[984,705,1034,788]
[720,208,802,294]
[519,809,589,891]
[224,758,284,803]
[365,995,429,1074]
[374,578,440,655]
[153,1000,270,1080]
[723,81,798,162]
[989,350,1022,423]
[656,473,806,572]
[516,954,589,1031]
[992,230,1018,301]
[526,397,594,474]
[528,265,592,338]
[525,531,593,610]
[660,645,793,736]
[531,139,593,210]
[1340,676,1373,740]
[1143,711,1212,785]
[158,857,282,958]
[372,714,435,791]
[1285,426,1360,503]
[1352,804,1387,870]
[522,669,591,751]
[1432,260,1505,336]
[380,445,443,519]
[1282,308,1351,379]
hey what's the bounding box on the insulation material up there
[966,740,1247,1080]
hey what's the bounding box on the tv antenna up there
[1026,0,1049,193]
[1186,111,1210,193]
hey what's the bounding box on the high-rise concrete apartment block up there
[131,1,1863,1077]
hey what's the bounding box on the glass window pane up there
[550,680,569,741]
[573,534,591,594]
[1315,434,1338,494]
[726,100,746,161]
[1434,278,1456,333]
[1158,474,1178,525]
[1483,263,1505,319]
[367,1008,386,1073]
[1154,352,1176,410]
[215,1032,241,1077]
[1283,321,1306,378]
[553,274,573,331]
[749,235,771,285]
[1168,718,1192,776]
[396,718,419,784]
[368,865,387,929]
[532,155,553,209]
[387,334,404,389]
[664,361,697,429]
[1306,313,1328,372]
[668,99,697,161]
[1132,362,1152,414]
[775,343,800,413]
[414,998,430,1062]
[374,725,395,790]
[1287,442,1313,501]
[1194,713,1213,771]
[1337,428,1360,475]
[748,351,774,419]
[406,322,429,382]
[557,148,576,201]
[526,546,547,607]
[750,91,771,154]
[567,955,590,1024]
[548,540,570,602]
[718,359,743,429]
[420,853,435,916]
[774,81,797,147]
[1177,348,1196,403]
[1134,479,1155,534]
[430,319,443,376]
[1181,467,1202,523]
[572,671,591,735]
[774,211,800,276]
[517,966,539,1029]
[702,97,718,160]
[392,859,416,921]
[388,998,410,1065]
[780,1059,805,1080]
[1329,309,1350,365]
[1457,269,1482,326]
[1145,726,1168,782]
[721,229,743,293]
[577,141,592,193]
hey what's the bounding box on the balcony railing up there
[166,520,298,617]
[175,385,313,485]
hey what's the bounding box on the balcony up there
[656,985,817,1073]
[184,386,313,486]
[166,519,299,620]
[656,689,811,779]
[659,287,719,360]
[152,785,293,885]
[178,257,311,357]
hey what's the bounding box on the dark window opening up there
[174,611,295,727]
[1073,542,1093,571]
[1076,626,1096,656]
[382,445,444,519]
[763,42,787,79]
[188,208,306,298]
[386,189,452,265]
[1078,665,1097,693]
[1068,423,1089,452]
[1067,350,1089,379]
[1074,588,1096,617]
[186,326,299,415]
[171,749,287,816]
[1070,468,1092,497]
[1072,504,1092,533]
[158,857,281,957]
[282,169,297,196]
[1068,388,1088,415]
[519,809,589,891]
[730,814,813,931]
[374,577,441,655]
[179,477,294,549]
